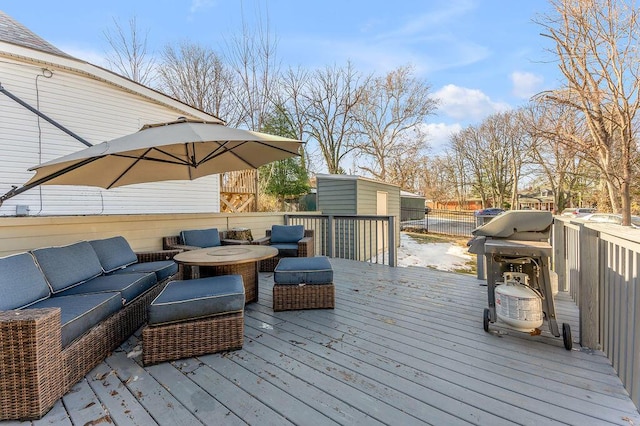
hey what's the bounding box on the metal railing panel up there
[286,214,396,266]
[399,208,475,237]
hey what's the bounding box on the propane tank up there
[495,272,543,331]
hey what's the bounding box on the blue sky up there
[2,0,559,151]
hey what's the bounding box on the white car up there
[560,207,597,218]
[583,213,640,228]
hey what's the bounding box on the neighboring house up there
[0,11,223,217]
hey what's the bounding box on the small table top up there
[173,245,278,266]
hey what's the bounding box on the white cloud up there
[510,71,544,99]
[432,84,510,122]
[422,122,462,153]
[57,45,109,68]
[190,0,216,14]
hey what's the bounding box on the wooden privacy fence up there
[285,214,397,267]
[553,218,640,409]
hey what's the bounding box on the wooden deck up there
[4,259,639,425]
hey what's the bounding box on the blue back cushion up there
[0,252,51,310]
[271,225,304,244]
[89,236,138,273]
[32,241,103,293]
[180,228,221,248]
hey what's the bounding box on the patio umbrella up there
[23,118,303,189]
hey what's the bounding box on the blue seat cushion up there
[180,228,221,248]
[31,292,121,348]
[270,243,299,257]
[112,260,178,282]
[270,225,304,244]
[274,256,334,285]
[0,252,51,310]
[56,272,157,305]
[32,241,104,293]
[149,275,245,325]
[89,236,138,273]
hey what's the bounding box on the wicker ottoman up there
[142,275,245,365]
[273,256,335,311]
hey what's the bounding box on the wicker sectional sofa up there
[0,236,179,420]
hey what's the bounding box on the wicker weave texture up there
[200,262,257,303]
[61,278,169,389]
[0,309,63,421]
[273,284,335,311]
[0,249,177,420]
[142,311,244,365]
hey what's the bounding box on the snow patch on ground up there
[397,233,473,272]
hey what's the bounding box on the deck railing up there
[554,218,640,409]
[285,214,397,266]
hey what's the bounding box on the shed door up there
[376,191,388,215]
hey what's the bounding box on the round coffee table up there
[174,245,278,303]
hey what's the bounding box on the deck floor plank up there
[198,350,342,426]
[104,349,204,426]
[222,341,384,426]
[144,353,247,425]
[4,258,640,426]
[244,315,515,426]
[242,316,448,426]
[61,378,110,426]
[176,357,295,426]
[85,361,158,425]
[256,294,631,417]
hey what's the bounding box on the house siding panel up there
[0,54,220,216]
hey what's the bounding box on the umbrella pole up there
[0,157,100,206]
[0,84,98,206]
[0,84,93,148]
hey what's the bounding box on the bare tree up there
[156,42,234,119]
[421,155,462,209]
[274,66,312,173]
[536,0,640,224]
[450,127,492,207]
[104,16,156,85]
[303,62,370,174]
[353,65,438,183]
[447,111,529,209]
[223,7,279,130]
[523,101,590,212]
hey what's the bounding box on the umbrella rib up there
[112,150,192,166]
[197,140,300,169]
[107,148,156,189]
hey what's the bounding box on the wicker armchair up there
[252,225,314,272]
[163,228,249,252]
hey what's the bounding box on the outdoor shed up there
[401,190,426,220]
[316,174,400,262]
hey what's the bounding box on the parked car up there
[474,208,505,216]
[583,213,640,228]
[560,207,597,218]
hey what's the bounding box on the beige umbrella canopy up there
[23,119,303,189]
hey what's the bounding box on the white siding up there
[0,54,220,216]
